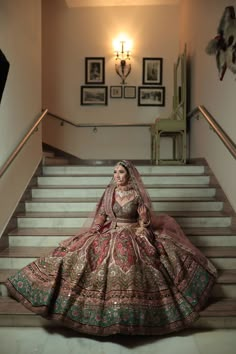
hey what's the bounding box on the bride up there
[6,160,217,336]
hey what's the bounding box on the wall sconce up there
[114,38,132,85]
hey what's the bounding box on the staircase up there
[0,152,236,329]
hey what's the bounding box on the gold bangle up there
[140,219,150,227]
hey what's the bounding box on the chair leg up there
[151,134,156,165]
[157,132,161,165]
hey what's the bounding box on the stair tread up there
[41,173,208,177]
[33,184,216,189]
[0,297,235,317]
[8,227,80,236]
[16,211,230,218]
[218,270,236,283]
[1,246,236,258]
[8,227,235,237]
[8,228,235,236]
[202,247,236,258]
[27,197,218,203]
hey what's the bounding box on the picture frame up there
[142,58,163,85]
[85,57,105,84]
[138,86,165,106]
[124,86,136,99]
[81,86,108,105]
[110,86,122,98]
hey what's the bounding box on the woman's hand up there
[138,204,148,222]
[138,204,150,228]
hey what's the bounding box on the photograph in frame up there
[138,86,165,106]
[142,58,163,85]
[124,86,136,99]
[110,86,122,98]
[81,86,108,105]
[85,57,105,84]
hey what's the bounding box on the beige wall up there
[179,0,236,211]
[0,0,42,236]
[42,0,179,159]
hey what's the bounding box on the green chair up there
[151,46,187,165]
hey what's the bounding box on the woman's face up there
[114,164,129,187]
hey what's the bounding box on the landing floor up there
[0,327,236,354]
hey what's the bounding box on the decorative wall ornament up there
[206,6,236,80]
[114,40,132,85]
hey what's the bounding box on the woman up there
[6,160,217,336]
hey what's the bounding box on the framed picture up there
[85,57,105,84]
[81,86,108,105]
[138,86,165,106]
[142,58,163,85]
[110,86,122,98]
[124,86,136,99]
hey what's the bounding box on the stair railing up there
[188,105,236,160]
[0,109,48,178]
[46,111,151,129]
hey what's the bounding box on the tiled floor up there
[1,327,236,354]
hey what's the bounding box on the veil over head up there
[90,160,153,228]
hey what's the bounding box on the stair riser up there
[1,257,235,270]
[17,217,232,228]
[192,317,236,329]
[188,236,236,247]
[212,285,236,298]
[43,166,206,175]
[37,176,210,186]
[32,188,216,199]
[211,258,236,270]
[8,235,236,247]
[25,201,224,213]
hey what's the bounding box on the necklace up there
[115,188,134,198]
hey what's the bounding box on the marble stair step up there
[200,298,236,316]
[8,234,236,247]
[15,212,232,228]
[27,196,219,202]
[42,165,206,175]
[31,186,217,199]
[37,175,210,186]
[7,226,236,247]
[25,200,224,212]
[8,226,235,236]
[6,225,236,247]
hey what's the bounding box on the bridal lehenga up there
[6,161,217,336]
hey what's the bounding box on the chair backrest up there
[171,45,187,121]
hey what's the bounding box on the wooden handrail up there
[188,105,236,159]
[47,111,151,128]
[0,109,48,177]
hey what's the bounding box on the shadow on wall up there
[0,49,10,104]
